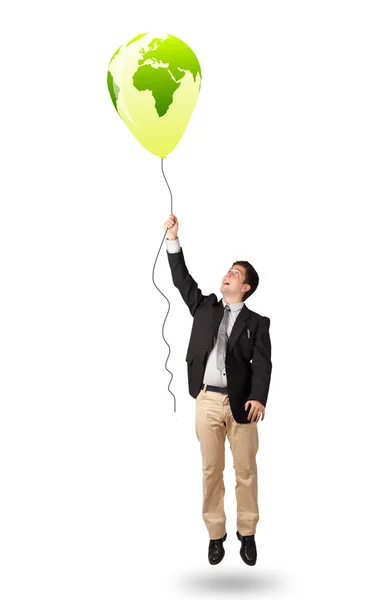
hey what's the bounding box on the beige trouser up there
[195,384,259,540]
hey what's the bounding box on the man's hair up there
[232,261,259,302]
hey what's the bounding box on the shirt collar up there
[222,298,245,312]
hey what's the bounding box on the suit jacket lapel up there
[228,304,250,353]
[212,299,250,353]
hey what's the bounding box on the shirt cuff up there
[166,237,181,253]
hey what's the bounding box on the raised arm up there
[164,214,210,317]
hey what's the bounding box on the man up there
[163,213,272,566]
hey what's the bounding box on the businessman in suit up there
[164,214,272,566]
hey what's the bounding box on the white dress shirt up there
[166,237,245,387]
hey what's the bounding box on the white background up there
[1,1,369,598]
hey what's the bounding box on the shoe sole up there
[236,531,257,566]
[208,532,227,565]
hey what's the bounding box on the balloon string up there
[151,157,176,413]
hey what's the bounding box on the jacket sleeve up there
[166,245,210,317]
[247,316,272,407]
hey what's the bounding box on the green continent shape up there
[133,64,181,117]
[133,36,201,118]
[107,70,120,111]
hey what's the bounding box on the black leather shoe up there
[208,532,227,565]
[236,530,257,565]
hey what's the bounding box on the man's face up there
[220,264,250,302]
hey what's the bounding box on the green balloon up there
[107,32,202,158]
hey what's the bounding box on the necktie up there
[217,305,231,372]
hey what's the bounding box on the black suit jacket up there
[167,247,272,424]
